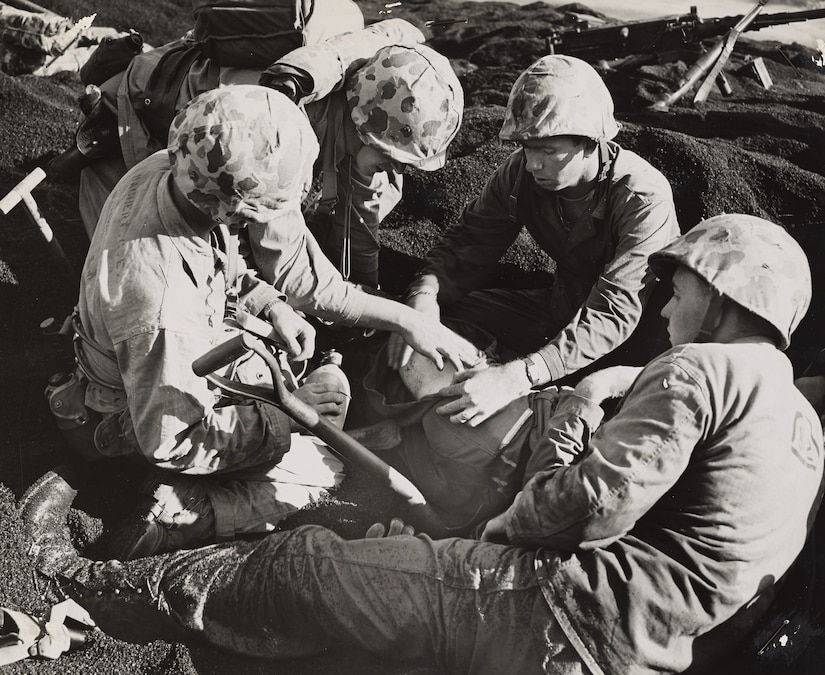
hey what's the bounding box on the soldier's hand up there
[435,361,530,427]
[364,517,415,539]
[394,316,483,375]
[293,382,347,419]
[575,366,643,405]
[266,301,316,361]
[479,512,510,544]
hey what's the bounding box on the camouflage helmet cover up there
[346,44,464,171]
[649,214,811,350]
[499,55,620,143]
[168,85,319,226]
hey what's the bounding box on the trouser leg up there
[385,396,534,529]
[191,526,583,673]
[118,435,345,557]
[311,166,402,289]
[153,434,345,543]
[55,520,585,673]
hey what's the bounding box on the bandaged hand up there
[293,382,348,419]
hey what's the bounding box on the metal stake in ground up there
[0,168,78,284]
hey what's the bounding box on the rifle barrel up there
[749,9,825,31]
[549,8,825,63]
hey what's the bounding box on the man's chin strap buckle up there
[596,138,612,182]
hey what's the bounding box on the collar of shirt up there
[156,168,224,288]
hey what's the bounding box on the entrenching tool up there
[0,168,78,283]
[192,312,455,538]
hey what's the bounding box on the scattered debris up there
[0,2,119,76]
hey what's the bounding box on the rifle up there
[547,3,825,65]
[652,0,767,109]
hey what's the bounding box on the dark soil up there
[2,1,825,673]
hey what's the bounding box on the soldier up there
[23,214,823,674]
[69,19,462,292]
[66,85,476,560]
[386,54,679,427]
[258,36,463,289]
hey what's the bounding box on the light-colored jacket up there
[78,151,291,474]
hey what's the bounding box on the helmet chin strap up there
[696,291,727,343]
[596,138,611,182]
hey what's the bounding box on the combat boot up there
[18,467,194,645]
[108,470,217,560]
[18,466,105,580]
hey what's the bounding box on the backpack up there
[191,0,315,68]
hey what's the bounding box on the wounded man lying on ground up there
[22,214,823,674]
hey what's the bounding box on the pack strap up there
[218,224,240,320]
[508,150,525,222]
[70,310,124,392]
[131,39,217,146]
[340,155,354,281]
[315,99,344,217]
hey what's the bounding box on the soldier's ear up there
[583,138,598,155]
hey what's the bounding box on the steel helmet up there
[168,85,319,226]
[346,44,463,171]
[499,55,620,143]
[649,214,811,350]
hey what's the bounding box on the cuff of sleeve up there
[242,286,286,318]
[555,392,605,430]
[504,492,527,543]
[259,401,293,458]
[535,346,565,383]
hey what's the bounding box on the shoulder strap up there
[508,150,526,222]
[130,40,215,145]
[598,140,619,250]
[315,96,346,216]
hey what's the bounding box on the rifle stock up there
[547,6,825,64]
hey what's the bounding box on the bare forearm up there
[351,294,422,334]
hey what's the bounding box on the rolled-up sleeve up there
[246,209,366,324]
[259,19,425,103]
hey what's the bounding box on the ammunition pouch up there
[44,370,102,462]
